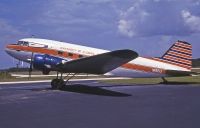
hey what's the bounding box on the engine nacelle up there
[33,54,66,74]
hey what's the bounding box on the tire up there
[57,79,65,89]
[51,79,59,89]
[51,79,65,90]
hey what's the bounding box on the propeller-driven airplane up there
[5,38,193,89]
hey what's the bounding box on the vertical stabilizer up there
[161,41,192,70]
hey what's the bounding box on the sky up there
[0,0,200,69]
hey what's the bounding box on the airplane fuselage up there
[5,38,191,77]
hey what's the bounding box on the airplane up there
[5,38,193,89]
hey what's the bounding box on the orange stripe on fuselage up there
[6,44,80,59]
[122,63,166,74]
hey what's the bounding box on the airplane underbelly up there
[109,67,167,78]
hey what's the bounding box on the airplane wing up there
[56,49,138,74]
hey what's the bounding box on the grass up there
[0,71,14,80]
[0,71,105,82]
[0,71,200,85]
[102,76,200,85]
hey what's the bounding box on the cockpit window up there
[17,41,29,46]
[23,42,29,46]
[17,41,23,45]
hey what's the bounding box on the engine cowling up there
[33,54,66,74]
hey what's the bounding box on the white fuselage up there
[5,38,190,77]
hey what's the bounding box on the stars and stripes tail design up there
[161,40,192,70]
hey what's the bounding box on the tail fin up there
[161,40,192,70]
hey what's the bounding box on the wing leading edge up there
[57,49,138,74]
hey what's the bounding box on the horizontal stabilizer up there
[166,70,196,76]
[57,49,138,74]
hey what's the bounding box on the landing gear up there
[51,79,65,89]
[161,77,168,84]
[50,72,77,90]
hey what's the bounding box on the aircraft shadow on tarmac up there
[28,84,131,97]
[59,84,131,97]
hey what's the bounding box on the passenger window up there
[79,55,83,58]
[58,51,63,55]
[17,41,23,45]
[23,42,29,46]
[68,53,73,57]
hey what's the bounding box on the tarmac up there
[0,80,200,128]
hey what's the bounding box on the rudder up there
[161,40,192,70]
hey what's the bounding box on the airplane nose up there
[5,47,14,57]
[5,47,9,53]
[5,47,8,52]
[5,44,18,58]
[5,45,11,54]
[5,44,17,57]
[5,44,31,62]
[5,46,21,61]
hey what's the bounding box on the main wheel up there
[57,79,65,89]
[51,79,59,89]
[51,79,65,89]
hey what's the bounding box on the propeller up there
[28,52,34,79]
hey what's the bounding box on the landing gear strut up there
[51,72,77,89]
